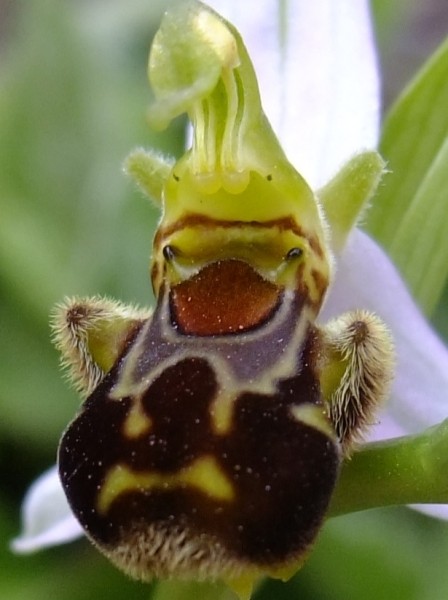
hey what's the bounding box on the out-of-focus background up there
[0,1,447,598]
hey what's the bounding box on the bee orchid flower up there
[13,0,448,576]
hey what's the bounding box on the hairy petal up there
[322,229,448,440]
[323,230,448,520]
[11,466,83,553]
[207,0,380,187]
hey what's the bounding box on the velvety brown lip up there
[170,259,282,336]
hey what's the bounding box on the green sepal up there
[366,36,448,313]
[318,151,386,253]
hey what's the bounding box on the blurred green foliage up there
[1,1,448,599]
[366,37,448,314]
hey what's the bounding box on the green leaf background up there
[366,37,448,315]
[1,1,447,599]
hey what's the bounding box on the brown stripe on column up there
[153,213,323,259]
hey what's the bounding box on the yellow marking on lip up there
[210,390,237,435]
[122,401,152,439]
[97,455,234,515]
[289,404,335,439]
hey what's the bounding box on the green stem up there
[329,419,448,516]
[151,579,237,600]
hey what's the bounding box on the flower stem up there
[329,419,448,516]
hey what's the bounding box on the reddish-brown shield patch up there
[170,259,282,336]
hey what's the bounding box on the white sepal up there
[12,466,83,553]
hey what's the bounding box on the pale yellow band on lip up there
[98,455,234,515]
[289,404,335,439]
[122,401,153,439]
